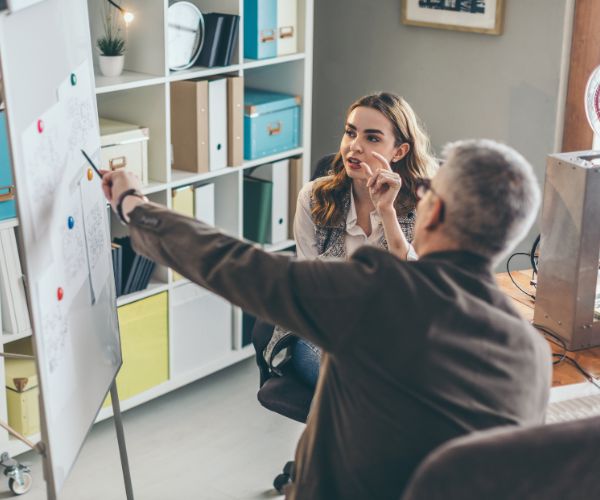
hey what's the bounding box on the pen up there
[81,149,103,179]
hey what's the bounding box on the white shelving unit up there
[0,0,313,457]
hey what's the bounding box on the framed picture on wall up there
[401,0,505,35]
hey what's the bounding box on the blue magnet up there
[67,216,75,229]
[70,73,77,86]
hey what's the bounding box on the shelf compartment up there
[95,71,165,95]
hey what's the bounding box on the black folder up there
[216,14,239,66]
[197,14,225,67]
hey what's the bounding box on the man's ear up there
[392,143,410,162]
[424,197,445,230]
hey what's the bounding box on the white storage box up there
[171,283,232,377]
[100,118,149,185]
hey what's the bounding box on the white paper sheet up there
[57,60,101,177]
[79,173,111,304]
[21,103,68,238]
[36,264,76,420]
[51,184,88,310]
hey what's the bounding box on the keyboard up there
[545,393,600,423]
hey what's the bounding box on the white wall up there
[310,0,573,262]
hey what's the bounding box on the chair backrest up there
[400,416,600,500]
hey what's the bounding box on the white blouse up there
[293,180,417,261]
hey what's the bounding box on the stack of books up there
[197,13,240,68]
[112,237,156,297]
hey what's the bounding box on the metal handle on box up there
[109,156,127,170]
[260,29,276,43]
[279,26,294,39]
[268,122,282,136]
[0,185,15,202]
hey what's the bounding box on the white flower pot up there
[98,54,125,77]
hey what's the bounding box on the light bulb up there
[123,11,134,24]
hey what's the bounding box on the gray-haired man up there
[102,139,552,500]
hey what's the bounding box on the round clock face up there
[585,65,600,137]
[168,2,204,71]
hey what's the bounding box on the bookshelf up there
[0,0,313,457]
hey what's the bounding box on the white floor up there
[7,359,304,500]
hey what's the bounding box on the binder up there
[277,0,298,56]
[216,14,240,66]
[172,186,195,281]
[227,76,244,167]
[0,228,31,334]
[196,14,225,68]
[243,176,273,244]
[170,80,209,173]
[111,242,123,297]
[288,157,303,238]
[208,78,228,171]
[194,183,216,226]
[251,160,289,244]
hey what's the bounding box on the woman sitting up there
[265,92,438,388]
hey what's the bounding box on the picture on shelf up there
[401,0,504,35]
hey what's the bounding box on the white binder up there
[194,183,216,226]
[277,0,298,56]
[252,160,289,244]
[208,78,228,171]
[0,228,31,334]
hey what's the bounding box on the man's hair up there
[439,139,540,262]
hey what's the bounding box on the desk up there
[497,270,600,398]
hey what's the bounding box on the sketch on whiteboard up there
[80,173,110,304]
[58,60,100,177]
[21,103,68,238]
[53,186,88,308]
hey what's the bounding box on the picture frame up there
[401,0,505,36]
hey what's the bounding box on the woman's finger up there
[371,151,392,171]
[360,161,374,178]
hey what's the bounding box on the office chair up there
[400,415,600,500]
[250,154,335,493]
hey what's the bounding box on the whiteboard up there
[0,0,121,497]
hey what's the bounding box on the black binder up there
[216,14,239,66]
[197,14,225,67]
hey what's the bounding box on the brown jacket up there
[128,203,552,500]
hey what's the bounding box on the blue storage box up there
[244,0,277,60]
[0,111,16,221]
[244,88,301,160]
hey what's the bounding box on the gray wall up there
[311,0,571,261]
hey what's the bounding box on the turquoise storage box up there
[0,111,16,221]
[244,0,277,59]
[244,88,300,160]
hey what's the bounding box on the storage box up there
[0,111,16,221]
[277,0,298,56]
[5,357,40,436]
[99,118,149,186]
[244,88,300,160]
[170,283,232,377]
[106,292,169,405]
[244,0,278,60]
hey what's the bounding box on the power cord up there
[506,252,536,300]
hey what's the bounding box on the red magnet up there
[87,168,94,181]
[37,119,44,133]
[57,287,64,301]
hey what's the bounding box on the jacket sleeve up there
[127,202,380,353]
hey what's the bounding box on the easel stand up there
[0,353,135,498]
[110,381,135,500]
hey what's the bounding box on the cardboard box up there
[5,357,40,437]
[100,118,149,186]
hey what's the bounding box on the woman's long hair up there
[312,92,437,226]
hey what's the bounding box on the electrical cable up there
[506,252,536,300]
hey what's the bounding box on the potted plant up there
[97,11,126,77]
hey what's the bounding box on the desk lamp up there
[107,0,134,25]
[533,65,600,350]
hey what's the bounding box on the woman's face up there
[340,106,404,183]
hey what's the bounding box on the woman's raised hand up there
[362,152,402,215]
